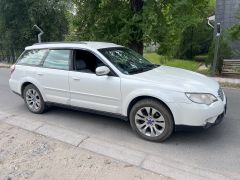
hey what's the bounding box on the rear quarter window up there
[17,49,48,66]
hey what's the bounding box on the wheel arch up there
[126,96,175,124]
[20,81,46,101]
[21,82,32,97]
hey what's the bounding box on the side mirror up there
[96,66,110,76]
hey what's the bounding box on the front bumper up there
[204,99,227,129]
[169,94,227,130]
[203,111,225,129]
[175,111,225,131]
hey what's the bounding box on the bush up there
[176,22,214,60]
[207,36,232,74]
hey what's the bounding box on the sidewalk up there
[0,63,11,68]
[0,122,167,180]
[212,77,240,85]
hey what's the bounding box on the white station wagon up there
[9,42,227,142]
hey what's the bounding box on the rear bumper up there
[9,78,21,95]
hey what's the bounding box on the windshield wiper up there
[128,64,160,75]
[143,64,160,69]
[128,68,145,74]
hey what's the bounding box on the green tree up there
[68,0,171,55]
[229,10,240,41]
[157,0,211,58]
[229,24,240,40]
[207,36,232,74]
[67,0,143,52]
[0,0,31,61]
[175,0,216,59]
[176,23,213,59]
[68,0,210,56]
[0,0,69,62]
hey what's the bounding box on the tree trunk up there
[128,41,143,55]
[190,27,194,59]
[129,0,144,55]
[0,48,4,62]
[10,48,16,63]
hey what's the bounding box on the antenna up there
[33,25,44,43]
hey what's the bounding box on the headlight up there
[185,93,218,105]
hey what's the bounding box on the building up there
[216,0,240,58]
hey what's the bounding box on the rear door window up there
[17,49,48,66]
[43,50,70,70]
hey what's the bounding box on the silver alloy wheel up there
[135,107,166,137]
[25,89,41,111]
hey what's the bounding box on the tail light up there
[10,64,16,74]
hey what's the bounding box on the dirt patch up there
[0,122,168,180]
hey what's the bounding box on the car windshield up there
[98,47,159,75]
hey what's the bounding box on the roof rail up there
[33,41,87,45]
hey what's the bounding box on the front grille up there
[218,88,224,101]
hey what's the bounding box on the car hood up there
[131,66,219,94]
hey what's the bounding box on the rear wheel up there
[129,99,174,142]
[23,84,45,114]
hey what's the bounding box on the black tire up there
[129,99,174,142]
[23,84,46,114]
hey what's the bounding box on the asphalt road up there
[1,68,240,177]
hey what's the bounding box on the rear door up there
[36,49,71,105]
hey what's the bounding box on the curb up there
[0,64,11,68]
[212,77,240,85]
[35,124,88,146]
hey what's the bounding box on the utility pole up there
[207,16,221,76]
[211,23,221,76]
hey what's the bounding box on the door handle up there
[37,72,44,76]
[72,77,80,80]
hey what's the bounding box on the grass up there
[144,53,201,72]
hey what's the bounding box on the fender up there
[121,88,174,116]
[19,77,47,102]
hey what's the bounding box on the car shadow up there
[41,105,229,146]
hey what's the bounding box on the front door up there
[69,49,121,114]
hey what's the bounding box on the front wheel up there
[23,84,46,114]
[129,99,174,142]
